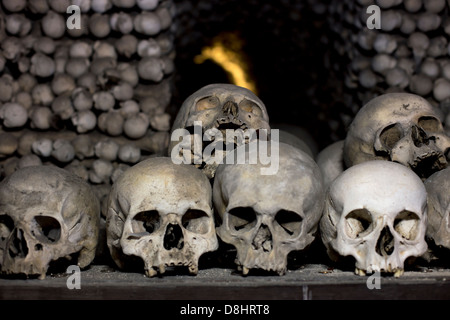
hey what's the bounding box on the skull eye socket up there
[274,210,303,237]
[195,96,220,111]
[228,207,257,232]
[182,209,210,234]
[239,99,263,117]
[379,124,403,150]
[345,209,373,239]
[31,216,61,243]
[131,210,161,236]
[0,214,14,243]
[418,116,441,132]
[394,210,420,240]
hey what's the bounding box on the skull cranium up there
[320,160,428,277]
[106,157,218,277]
[0,165,100,279]
[169,83,270,179]
[213,142,325,275]
[344,93,450,179]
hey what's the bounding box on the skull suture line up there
[320,160,428,277]
[424,167,450,250]
[169,83,271,179]
[106,157,218,277]
[0,166,100,279]
[213,142,325,275]
[344,93,450,179]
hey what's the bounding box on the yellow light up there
[194,32,257,94]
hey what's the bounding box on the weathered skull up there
[316,139,345,189]
[169,83,270,179]
[320,160,428,277]
[213,142,325,275]
[344,93,450,179]
[0,166,100,279]
[424,167,450,249]
[106,157,218,277]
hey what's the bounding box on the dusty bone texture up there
[344,92,450,179]
[315,139,345,189]
[106,157,218,277]
[320,160,428,277]
[169,83,271,179]
[213,142,325,275]
[424,167,450,249]
[0,165,100,279]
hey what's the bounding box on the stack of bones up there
[0,0,177,214]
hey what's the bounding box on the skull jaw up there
[376,131,450,179]
[122,237,218,277]
[335,238,428,277]
[390,145,448,179]
[1,254,52,279]
[235,247,290,276]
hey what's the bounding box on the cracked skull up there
[213,142,325,275]
[344,93,450,179]
[169,83,270,179]
[320,160,428,277]
[0,166,100,279]
[106,157,218,277]
[424,167,450,250]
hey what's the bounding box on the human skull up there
[344,93,450,179]
[316,139,345,189]
[106,157,218,277]
[169,83,270,179]
[213,142,325,275]
[424,167,450,249]
[0,166,100,279]
[320,160,428,277]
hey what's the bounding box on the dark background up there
[171,0,346,151]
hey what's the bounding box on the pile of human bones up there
[0,0,450,280]
[0,0,176,205]
[326,0,450,135]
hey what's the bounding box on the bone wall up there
[326,0,450,135]
[0,0,177,210]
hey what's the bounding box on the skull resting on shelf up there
[213,142,325,275]
[106,157,218,277]
[320,160,428,277]
[0,165,100,279]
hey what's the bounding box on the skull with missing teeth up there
[213,142,325,275]
[169,83,270,179]
[320,160,428,277]
[106,157,218,277]
[424,167,450,250]
[344,93,450,179]
[0,166,100,279]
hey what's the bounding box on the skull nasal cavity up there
[412,125,430,147]
[163,223,184,250]
[8,228,28,258]
[252,224,273,252]
[223,101,238,117]
[376,227,394,257]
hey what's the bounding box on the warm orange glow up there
[194,32,257,94]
